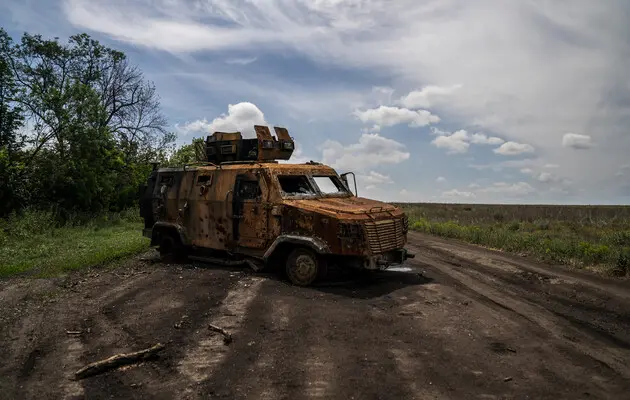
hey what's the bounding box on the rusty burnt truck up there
[139,125,415,286]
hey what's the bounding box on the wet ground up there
[1,231,629,399]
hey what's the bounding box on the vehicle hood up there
[282,196,402,218]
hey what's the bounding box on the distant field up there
[395,203,630,277]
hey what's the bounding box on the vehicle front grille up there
[363,218,406,254]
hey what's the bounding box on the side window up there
[237,179,262,200]
[197,174,212,185]
[159,174,173,186]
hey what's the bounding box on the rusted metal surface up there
[140,125,409,271]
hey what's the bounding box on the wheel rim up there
[288,253,318,285]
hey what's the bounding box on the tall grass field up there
[0,208,150,278]
[396,203,630,277]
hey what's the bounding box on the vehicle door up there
[232,171,269,249]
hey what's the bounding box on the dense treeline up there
[0,28,176,219]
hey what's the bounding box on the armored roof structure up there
[205,125,295,164]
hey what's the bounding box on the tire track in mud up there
[58,271,166,399]
[59,337,86,400]
[243,298,291,400]
[406,241,630,384]
[176,275,265,399]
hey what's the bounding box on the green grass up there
[396,203,630,277]
[0,207,150,278]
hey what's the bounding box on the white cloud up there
[520,168,533,174]
[436,176,447,183]
[493,142,535,156]
[442,189,476,199]
[353,106,440,128]
[431,129,504,154]
[478,182,536,197]
[361,171,394,185]
[176,102,267,138]
[536,172,556,183]
[224,57,258,65]
[429,127,450,136]
[544,164,559,169]
[63,0,630,200]
[562,133,593,149]
[281,139,311,165]
[431,130,469,154]
[361,125,381,134]
[320,133,410,172]
[469,133,504,145]
[398,84,463,109]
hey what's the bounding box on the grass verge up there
[0,207,150,278]
[398,203,630,277]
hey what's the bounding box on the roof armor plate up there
[205,125,295,164]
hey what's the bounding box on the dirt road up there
[1,232,629,400]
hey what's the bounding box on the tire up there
[158,231,186,262]
[285,247,327,286]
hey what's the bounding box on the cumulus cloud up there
[431,130,470,154]
[562,133,593,149]
[398,84,463,109]
[176,102,267,138]
[353,106,440,128]
[361,171,394,185]
[62,0,630,200]
[436,176,447,183]
[320,133,410,172]
[442,189,476,199]
[493,142,535,156]
[431,129,504,154]
[469,133,504,145]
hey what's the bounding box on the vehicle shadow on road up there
[167,255,432,300]
[308,270,433,299]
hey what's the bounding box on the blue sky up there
[2,0,630,204]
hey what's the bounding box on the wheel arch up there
[263,234,330,261]
[150,222,190,247]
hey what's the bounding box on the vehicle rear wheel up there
[285,247,326,286]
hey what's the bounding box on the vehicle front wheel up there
[158,231,186,262]
[285,247,326,286]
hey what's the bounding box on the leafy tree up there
[0,29,25,214]
[0,28,176,216]
[167,137,205,166]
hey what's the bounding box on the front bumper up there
[364,248,415,270]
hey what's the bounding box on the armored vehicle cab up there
[139,125,414,286]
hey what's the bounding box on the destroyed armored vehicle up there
[139,125,414,286]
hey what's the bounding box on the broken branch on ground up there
[73,343,165,380]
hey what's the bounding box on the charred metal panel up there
[254,125,294,161]
[232,170,270,249]
[144,128,410,271]
[273,126,291,141]
[254,125,273,140]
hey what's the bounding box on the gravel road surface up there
[1,231,629,399]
